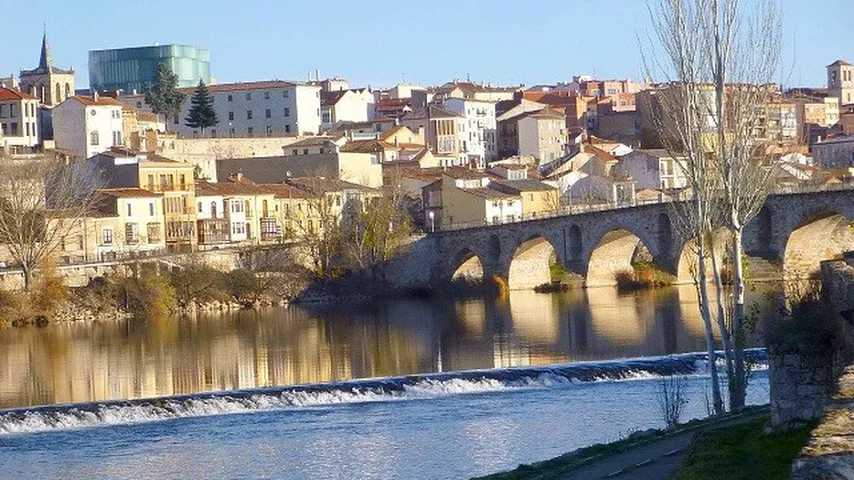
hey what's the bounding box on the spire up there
[38,25,52,72]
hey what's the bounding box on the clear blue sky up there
[3,0,852,90]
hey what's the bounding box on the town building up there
[827,59,854,107]
[812,135,854,169]
[194,174,278,246]
[53,95,123,159]
[89,148,197,251]
[495,99,551,158]
[320,88,374,131]
[217,148,383,188]
[400,106,467,166]
[442,97,497,167]
[118,80,322,138]
[19,31,75,107]
[516,110,568,164]
[89,44,211,93]
[788,95,840,143]
[615,149,689,190]
[0,88,40,152]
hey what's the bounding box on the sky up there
[2,0,852,90]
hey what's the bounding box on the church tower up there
[19,29,75,107]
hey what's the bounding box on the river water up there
[0,285,780,479]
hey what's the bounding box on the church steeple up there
[38,26,52,72]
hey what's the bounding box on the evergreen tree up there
[144,64,186,123]
[184,80,218,133]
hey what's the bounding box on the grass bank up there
[472,407,773,480]
[673,415,815,480]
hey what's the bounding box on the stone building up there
[19,31,75,107]
[827,59,854,108]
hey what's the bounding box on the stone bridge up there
[388,189,854,290]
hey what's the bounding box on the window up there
[126,203,133,216]
[198,201,203,213]
[90,131,99,146]
[231,222,246,235]
[266,125,272,136]
[112,131,122,146]
[125,223,140,244]
[227,94,233,102]
[264,91,270,100]
[284,107,290,117]
[247,127,254,137]
[265,108,271,118]
[283,90,289,98]
[247,110,253,120]
[245,92,252,101]
[101,228,113,245]
[0,105,5,117]
[228,111,234,121]
[285,124,291,133]
[147,223,161,243]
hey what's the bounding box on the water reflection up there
[0,285,781,409]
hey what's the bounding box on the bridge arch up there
[783,209,854,279]
[449,247,486,283]
[586,227,657,287]
[507,235,561,290]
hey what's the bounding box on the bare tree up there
[658,374,689,429]
[0,154,97,290]
[342,186,413,279]
[289,192,342,279]
[644,0,783,414]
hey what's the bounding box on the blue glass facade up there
[88,44,211,93]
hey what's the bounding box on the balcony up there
[260,217,280,241]
[197,219,230,244]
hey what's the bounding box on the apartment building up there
[119,80,322,138]
[89,148,197,250]
[517,110,568,163]
[400,106,467,167]
[320,88,374,131]
[0,87,40,151]
[53,95,124,159]
[442,98,497,168]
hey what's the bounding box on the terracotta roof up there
[285,176,378,194]
[460,187,518,199]
[0,87,36,101]
[71,95,121,107]
[340,139,392,154]
[178,80,303,94]
[259,182,313,199]
[490,179,557,193]
[442,166,488,180]
[96,188,162,198]
[320,90,347,107]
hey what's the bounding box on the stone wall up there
[769,349,838,427]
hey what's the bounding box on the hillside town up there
[0,33,852,267]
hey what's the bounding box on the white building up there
[119,80,322,139]
[443,97,497,168]
[615,149,689,190]
[0,87,40,151]
[517,110,567,164]
[53,95,124,159]
[320,88,374,131]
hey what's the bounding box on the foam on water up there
[0,349,766,436]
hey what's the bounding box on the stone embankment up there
[790,254,854,478]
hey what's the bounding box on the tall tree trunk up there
[22,264,32,292]
[709,235,735,384]
[695,235,725,416]
[730,227,747,410]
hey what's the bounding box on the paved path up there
[559,411,767,480]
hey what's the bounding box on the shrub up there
[29,259,68,314]
[225,269,266,306]
[111,271,177,320]
[764,286,845,356]
[169,264,228,307]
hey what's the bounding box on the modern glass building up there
[88,44,211,93]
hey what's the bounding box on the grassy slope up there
[674,416,814,480]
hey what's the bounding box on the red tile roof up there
[0,87,35,101]
[72,95,121,107]
[178,80,302,94]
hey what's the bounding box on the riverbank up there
[473,406,812,480]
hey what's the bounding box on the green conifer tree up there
[184,80,218,133]
[144,64,186,124]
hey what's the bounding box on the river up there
[0,284,780,479]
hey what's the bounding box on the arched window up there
[211,201,218,219]
[262,200,269,217]
[40,84,46,104]
[64,83,71,100]
[55,83,61,104]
